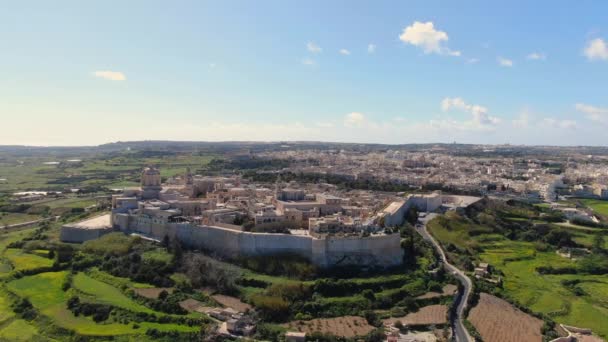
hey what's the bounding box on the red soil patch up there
[383,305,448,326]
[468,293,543,342]
[416,284,458,299]
[211,294,252,312]
[133,287,173,299]
[284,316,375,338]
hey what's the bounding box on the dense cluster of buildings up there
[257,147,608,202]
[61,166,479,268]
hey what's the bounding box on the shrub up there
[251,294,290,321]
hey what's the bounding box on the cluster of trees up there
[12,298,37,320]
[180,253,240,295]
[313,277,411,297]
[143,290,187,315]
[100,252,175,287]
[238,254,316,280]
[67,296,112,322]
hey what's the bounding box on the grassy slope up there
[7,271,198,336]
[0,318,41,341]
[4,248,53,272]
[73,273,158,314]
[579,199,608,216]
[0,213,41,226]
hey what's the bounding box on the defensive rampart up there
[112,213,403,268]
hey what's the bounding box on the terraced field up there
[429,211,608,339]
[7,271,199,336]
[4,248,53,272]
[469,293,543,342]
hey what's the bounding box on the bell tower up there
[141,166,162,199]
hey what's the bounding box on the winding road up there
[416,213,473,342]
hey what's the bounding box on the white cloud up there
[441,97,501,128]
[301,58,316,66]
[467,58,479,64]
[339,49,351,55]
[307,42,322,53]
[398,21,460,56]
[584,38,608,61]
[92,70,126,81]
[209,63,216,69]
[526,52,546,60]
[368,44,376,53]
[344,112,367,127]
[497,57,513,67]
[315,122,335,128]
[512,111,530,128]
[576,103,608,125]
[541,118,577,129]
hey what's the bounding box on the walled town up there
[62,166,479,268]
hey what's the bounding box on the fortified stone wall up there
[118,213,403,268]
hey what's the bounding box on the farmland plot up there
[468,293,543,342]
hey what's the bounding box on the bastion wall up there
[112,213,403,268]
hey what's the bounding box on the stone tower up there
[141,166,161,199]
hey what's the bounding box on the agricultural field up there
[72,273,156,314]
[7,271,199,336]
[0,213,41,226]
[382,305,448,326]
[468,293,543,342]
[428,200,608,339]
[0,318,42,341]
[0,225,203,340]
[0,152,214,193]
[4,248,53,272]
[579,199,608,217]
[283,316,375,338]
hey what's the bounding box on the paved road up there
[1,216,59,230]
[416,214,473,342]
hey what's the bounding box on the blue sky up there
[1,1,607,146]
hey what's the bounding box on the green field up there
[0,213,41,226]
[7,271,198,336]
[0,153,214,193]
[73,273,155,314]
[4,248,53,272]
[142,248,173,264]
[480,240,608,338]
[579,199,608,217]
[428,210,608,339]
[0,318,42,341]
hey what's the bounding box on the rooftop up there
[64,214,112,230]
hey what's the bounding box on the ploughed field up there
[382,304,448,326]
[468,293,543,342]
[283,316,375,338]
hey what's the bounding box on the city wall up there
[113,213,403,268]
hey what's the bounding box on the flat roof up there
[383,201,405,215]
[64,213,112,230]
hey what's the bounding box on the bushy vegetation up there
[239,254,316,280]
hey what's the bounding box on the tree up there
[593,233,605,252]
[406,207,419,225]
[362,289,376,301]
